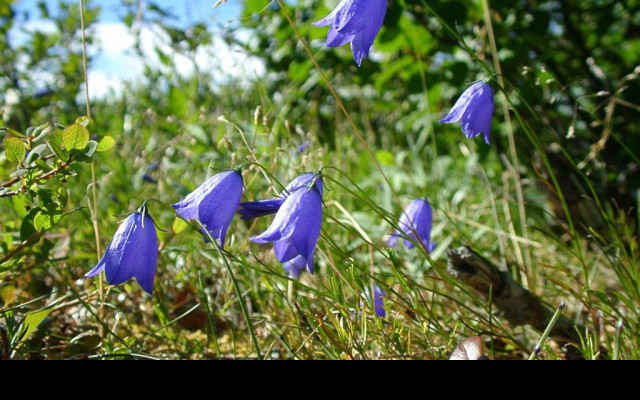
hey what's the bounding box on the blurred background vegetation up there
[1,0,639,359]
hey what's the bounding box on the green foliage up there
[0,0,639,360]
[3,137,26,164]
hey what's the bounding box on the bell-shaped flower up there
[369,285,387,318]
[250,179,323,275]
[283,256,308,279]
[313,0,388,66]
[239,173,324,221]
[388,199,436,252]
[359,285,387,318]
[440,81,495,145]
[85,210,158,295]
[172,170,244,249]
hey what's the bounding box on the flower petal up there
[312,0,345,27]
[274,238,300,263]
[335,0,386,36]
[327,25,353,48]
[250,188,308,244]
[85,257,106,278]
[172,171,230,220]
[373,286,386,318]
[283,256,307,279]
[197,172,244,248]
[441,82,487,124]
[133,215,159,295]
[239,199,286,220]
[393,199,435,252]
[289,188,323,262]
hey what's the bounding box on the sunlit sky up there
[10,1,259,100]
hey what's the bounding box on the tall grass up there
[1,0,639,360]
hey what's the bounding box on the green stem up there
[198,271,222,359]
[198,222,262,360]
[78,0,106,336]
[528,301,566,360]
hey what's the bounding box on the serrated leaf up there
[96,136,115,152]
[62,124,90,150]
[4,137,26,163]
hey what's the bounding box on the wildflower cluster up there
[86,0,505,324]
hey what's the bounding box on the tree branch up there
[447,246,580,343]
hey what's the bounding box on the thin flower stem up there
[274,1,439,260]
[198,223,262,360]
[480,0,533,284]
[198,271,222,359]
[273,0,402,209]
[79,0,105,336]
[527,300,566,360]
[418,0,590,286]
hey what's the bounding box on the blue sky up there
[15,0,242,26]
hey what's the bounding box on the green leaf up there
[96,136,115,152]
[73,140,98,162]
[173,217,189,234]
[0,259,21,273]
[26,123,50,138]
[25,144,48,164]
[4,137,26,164]
[0,285,16,305]
[75,116,96,134]
[169,87,188,118]
[64,332,102,356]
[20,308,53,345]
[57,186,68,208]
[47,130,68,162]
[34,211,62,232]
[62,124,90,150]
[375,150,395,166]
[20,209,38,241]
[6,128,26,139]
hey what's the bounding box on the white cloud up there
[9,20,265,102]
[83,22,265,101]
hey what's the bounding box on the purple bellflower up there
[297,141,311,154]
[388,199,436,252]
[313,0,388,66]
[370,285,387,318]
[283,256,308,279]
[358,285,387,319]
[239,173,324,221]
[85,209,158,295]
[172,170,244,249]
[250,176,323,276]
[440,81,495,145]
